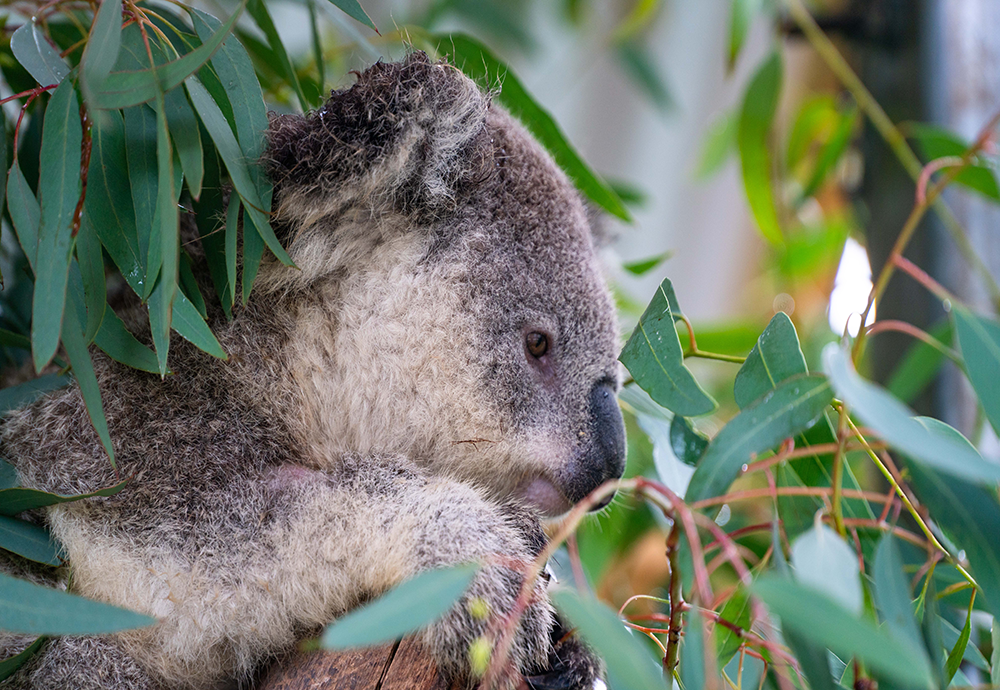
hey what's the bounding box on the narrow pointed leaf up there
[728,0,762,70]
[619,278,716,416]
[172,292,226,359]
[822,344,1000,483]
[791,524,862,615]
[0,375,71,416]
[193,151,232,317]
[32,79,82,372]
[76,215,106,343]
[0,635,45,682]
[953,306,1000,437]
[123,104,159,288]
[738,52,783,246]
[440,34,630,222]
[179,253,208,319]
[226,196,240,305]
[7,162,40,270]
[0,516,62,566]
[10,23,70,87]
[94,308,161,374]
[754,577,934,689]
[326,0,377,32]
[242,211,264,303]
[163,88,204,199]
[679,608,706,690]
[686,374,832,502]
[733,312,806,409]
[0,572,154,635]
[152,96,178,376]
[80,0,123,103]
[247,0,307,110]
[551,588,663,690]
[945,608,973,684]
[91,2,246,109]
[309,0,326,92]
[0,480,127,516]
[322,564,478,649]
[873,534,931,667]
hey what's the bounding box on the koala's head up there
[262,53,625,517]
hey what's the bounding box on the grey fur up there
[0,53,624,689]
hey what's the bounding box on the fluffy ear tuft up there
[266,52,494,228]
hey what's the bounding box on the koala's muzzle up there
[565,381,626,511]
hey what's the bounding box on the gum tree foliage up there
[1,1,1000,689]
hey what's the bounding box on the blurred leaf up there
[783,630,836,690]
[0,572,153,635]
[669,415,707,468]
[0,375,71,416]
[905,458,1000,623]
[76,215,106,343]
[163,89,204,199]
[940,615,988,672]
[0,331,30,352]
[886,321,951,404]
[620,278,716,416]
[754,577,934,689]
[623,252,670,277]
[325,0,378,32]
[94,309,160,374]
[714,586,751,664]
[247,0,307,110]
[697,110,737,179]
[31,79,82,373]
[798,105,858,202]
[551,588,663,690]
[0,461,17,490]
[791,524,862,615]
[10,23,70,87]
[171,292,226,360]
[911,124,1000,202]
[944,606,972,685]
[952,306,1000,437]
[679,607,706,690]
[733,312,805,409]
[0,479,126,516]
[787,96,839,171]
[873,535,930,667]
[992,621,1000,688]
[727,0,762,70]
[80,0,122,103]
[322,564,478,649]
[185,77,292,268]
[738,52,783,246]
[610,0,662,44]
[90,2,246,109]
[62,289,115,465]
[822,344,1000,483]
[607,180,648,208]
[0,515,62,566]
[686,374,832,502]
[440,33,630,222]
[616,42,672,113]
[7,161,40,270]
[0,636,45,682]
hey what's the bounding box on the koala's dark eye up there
[525,332,549,359]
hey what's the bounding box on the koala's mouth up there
[518,477,573,518]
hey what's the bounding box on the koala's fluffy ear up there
[267,52,493,228]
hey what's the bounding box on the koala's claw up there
[524,617,603,690]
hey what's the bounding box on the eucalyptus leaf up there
[669,415,708,468]
[733,312,806,409]
[0,636,45,682]
[0,515,62,566]
[679,607,706,690]
[0,375,71,416]
[791,524,862,616]
[727,0,762,70]
[321,564,477,649]
[738,52,783,246]
[911,123,1000,202]
[94,309,161,374]
[32,79,82,373]
[0,480,127,517]
[686,374,832,503]
[0,573,154,635]
[10,23,70,87]
[619,278,716,417]
[247,0,307,110]
[944,607,972,685]
[171,291,226,360]
[80,0,123,103]
[163,88,204,200]
[872,535,931,668]
[7,162,40,271]
[76,215,107,343]
[952,306,1000,437]
[325,0,378,32]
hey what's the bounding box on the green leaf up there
[225,195,240,306]
[93,308,161,374]
[0,375,71,416]
[193,151,232,317]
[163,88,204,199]
[615,42,672,113]
[783,630,836,690]
[0,515,62,566]
[89,2,246,109]
[905,461,1000,624]
[0,480,127,516]
[242,209,265,304]
[822,343,1000,484]
[551,588,663,690]
[309,0,326,97]
[76,214,107,343]
[123,104,159,290]
[754,577,934,689]
[944,607,972,685]
[727,0,762,70]
[941,615,988,672]
[791,524,862,615]
[952,306,1000,437]
[179,253,208,319]
[10,23,70,87]
[325,0,378,32]
[185,77,293,267]
[619,278,716,416]
[696,110,738,179]
[0,572,154,635]
[247,0,307,111]
[911,124,1000,202]
[738,52,783,246]
[440,33,630,222]
[714,586,751,664]
[7,161,40,271]
[80,0,122,103]
[321,564,478,649]
[31,79,83,372]
[622,252,670,277]
[679,607,706,690]
[733,312,806,409]
[171,291,226,360]
[686,374,832,502]
[669,416,708,468]
[798,105,858,202]
[992,620,1000,688]
[0,460,18,490]
[872,535,931,668]
[0,636,45,682]
[886,321,951,404]
[150,94,179,376]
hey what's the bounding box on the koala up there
[0,52,626,690]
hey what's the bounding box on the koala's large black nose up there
[565,381,626,510]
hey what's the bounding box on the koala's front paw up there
[525,615,604,690]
